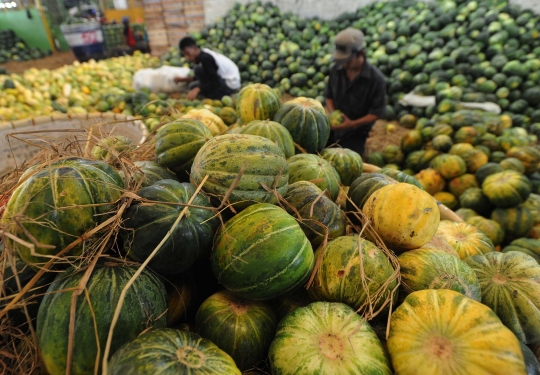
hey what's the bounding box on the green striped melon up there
[108,329,241,375]
[388,289,527,375]
[1,158,123,268]
[309,236,397,311]
[476,162,504,185]
[507,146,540,175]
[273,97,330,153]
[269,302,391,374]
[449,143,474,158]
[91,135,133,162]
[503,238,540,263]
[455,208,478,221]
[236,83,281,124]
[482,170,532,208]
[406,149,441,172]
[398,248,481,300]
[490,151,507,163]
[284,181,346,248]
[367,151,385,168]
[120,161,179,189]
[121,180,219,275]
[465,251,540,344]
[491,206,535,241]
[195,290,277,371]
[432,134,454,152]
[466,216,505,246]
[448,173,479,197]
[211,204,314,300]
[190,134,289,209]
[453,126,479,145]
[522,193,540,225]
[320,147,363,186]
[437,220,494,260]
[414,168,445,195]
[382,144,404,165]
[37,263,167,375]
[380,168,424,190]
[431,154,467,179]
[346,173,396,211]
[240,119,295,158]
[287,154,341,201]
[459,187,492,216]
[501,157,526,174]
[401,130,424,153]
[155,119,213,174]
[462,149,489,173]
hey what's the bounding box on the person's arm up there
[324,70,335,112]
[173,76,194,84]
[331,77,387,131]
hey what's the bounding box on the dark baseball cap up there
[332,28,365,63]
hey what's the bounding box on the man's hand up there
[331,113,354,130]
[173,76,191,84]
[186,87,200,100]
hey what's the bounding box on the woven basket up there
[0,113,147,177]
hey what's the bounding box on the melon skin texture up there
[236,83,281,124]
[108,328,241,375]
[465,251,540,345]
[363,183,440,251]
[308,236,397,312]
[320,147,363,186]
[437,220,494,260]
[287,154,341,201]
[190,134,289,209]
[388,289,527,375]
[269,302,392,375]
[1,158,123,268]
[195,290,277,371]
[398,248,481,301]
[36,263,167,375]
[211,203,314,300]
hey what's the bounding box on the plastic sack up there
[399,92,501,114]
[132,66,192,94]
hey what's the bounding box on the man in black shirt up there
[325,28,387,156]
[174,37,240,100]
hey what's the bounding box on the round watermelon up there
[190,134,289,209]
[309,236,397,311]
[284,181,346,248]
[196,290,277,370]
[465,251,540,344]
[108,328,241,374]
[155,119,213,174]
[121,180,219,275]
[1,158,123,268]
[273,97,330,153]
[211,203,314,300]
[287,154,341,201]
[37,263,167,375]
[320,147,363,186]
[269,302,391,374]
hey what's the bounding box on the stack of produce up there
[0,52,159,122]
[372,109,540,250]
[161,0,540,125]
[1,84,539,375]
[102,24,125,50]
[0,30,50,64]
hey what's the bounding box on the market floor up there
[2,51,76,74]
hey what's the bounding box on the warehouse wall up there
[203,0,540,25]
[0,9,53,50]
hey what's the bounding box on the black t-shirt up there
[196,51,221,94]
[324,61,387,138]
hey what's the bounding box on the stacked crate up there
[143,0,205,55]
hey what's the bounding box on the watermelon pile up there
[161,0,540,125]
[0,30,51,64]
[2,83,540,374]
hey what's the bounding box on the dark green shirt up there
[324,61,387,137]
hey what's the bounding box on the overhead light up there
[5,3,11,7]
[11,1,16,6]
[0,3,4,7]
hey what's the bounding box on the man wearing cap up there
[325,28,387,156]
